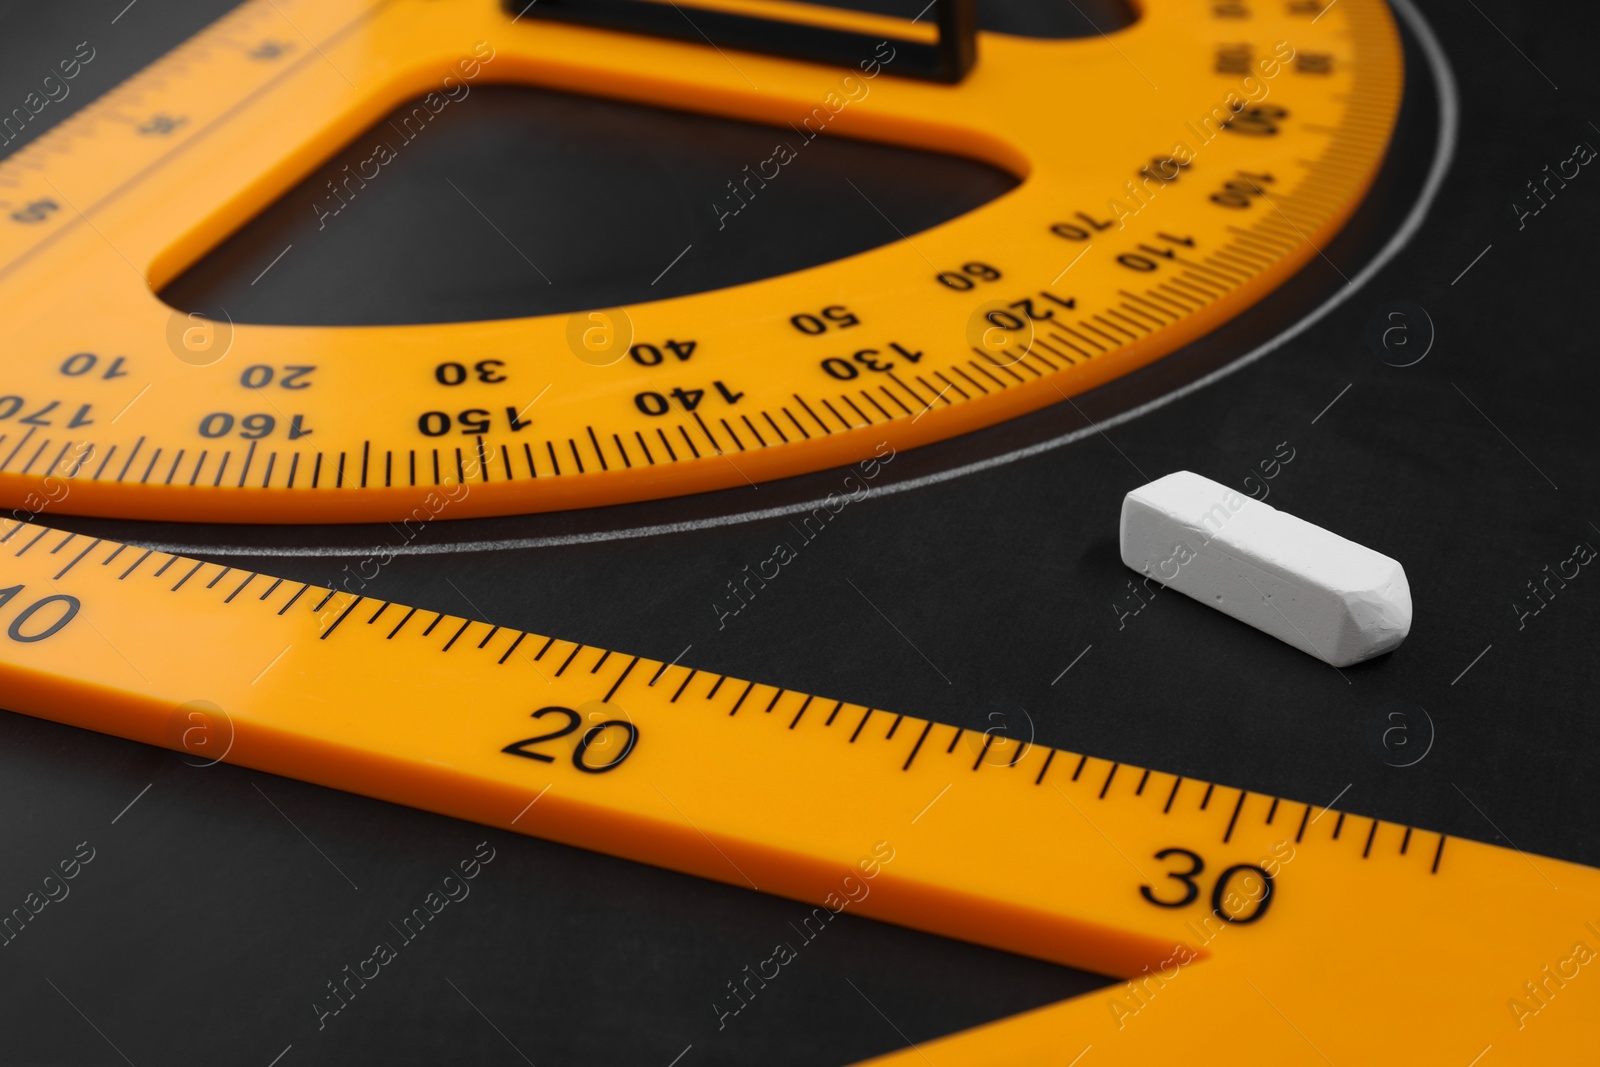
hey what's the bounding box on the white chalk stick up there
[1119,471,1411,667]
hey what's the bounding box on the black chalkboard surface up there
[0,1,1594,1063]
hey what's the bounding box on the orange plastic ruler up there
[0,520,1595,1062]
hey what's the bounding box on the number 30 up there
[1139,846,1275,924]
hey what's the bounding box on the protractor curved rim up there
[0,0,1402,524]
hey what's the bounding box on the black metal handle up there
[505,0,978,84]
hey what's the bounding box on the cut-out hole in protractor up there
[159,85,1019,327]
[737,0,1138,38]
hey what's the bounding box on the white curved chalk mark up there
[135,0,1456,561]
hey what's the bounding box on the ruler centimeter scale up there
[0,0,1399,522]
[2,520,1598,1062]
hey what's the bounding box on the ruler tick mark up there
[902,720,933,768]
[793,395,832,434]
[1431,834,1447,874]
[789,695,814,730]
[1200,783,1215,810]
[441,619,472,651]
[1098,763,1119,798]
[54,538,101,579]
[949,365,988,396]
[691,413,722,454]
[877,386,912,417]
[1034,749,1056,785]
[824,700,843,725]
[170,560,205,591]
[670,669,697,703]
[1223,791,1247,842]
[1071,755,1087,781]
[420,613,445,638]
[841,395,874,426]
[677,425,700,459]
[603,657,639,702]
[973,734,995,770]
[386,607,418,640]
[1164,777,1182,813]
[554,644,584,676]
[849,709,873,742]
[15,528,51,557]
[655,428,679,460]
[861,391,893,421]
[586,427,608,471]
[116,549,152,580]
[497,632,527,665]
[318,598,360,639]
[1362,819,1378,858]
[656,646,691,685]
[277,584,309,615]
[1296,804,1312,843]
[885,714,903,740]
[1400,826,1412,854]
[728,681,756,715]
[1135,768,1151,795]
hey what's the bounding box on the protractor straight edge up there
[0,0,1401,523]
[2,520,1598,1064]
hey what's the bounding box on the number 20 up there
[502,705,639,774]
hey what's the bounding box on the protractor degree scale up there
[0,0,1399,523]
[1,519,1596,1063]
